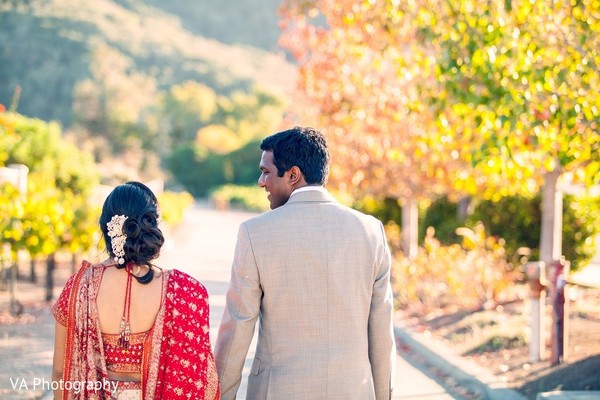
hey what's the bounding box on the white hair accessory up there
[107,214,128,265]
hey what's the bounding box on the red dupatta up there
[148,269,220,399]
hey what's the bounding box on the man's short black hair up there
[260,126,329,185]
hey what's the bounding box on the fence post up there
[550,257,570,365]
[526,261,546,362]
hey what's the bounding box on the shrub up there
[468,194,600,272]
[210,184,269,212]
[562,194,600,271]
[353,196,403,224]
[226,139,263,185]
[167,140,264,198]
[391,222,520,314]
[467,195,541,260]
[167,144,231,198]
[420,196,462,244]
[157,191,194,226]
[421,194,600,272]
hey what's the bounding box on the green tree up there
[0,182,24,247]
[213,86,286,142]
[160,81,219,151]
[1,111,99,263]
[419,0,599,268]
[166,86,286,196]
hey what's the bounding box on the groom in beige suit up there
[215,126,395,399]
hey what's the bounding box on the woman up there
[52,181,220,399]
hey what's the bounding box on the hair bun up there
[123,218,141,239]
[123,211,164,266]
[141,211,157,228]
[100,182,165,276]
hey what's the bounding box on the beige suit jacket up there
[215,189,395,400]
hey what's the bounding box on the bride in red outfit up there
[51,181,220,399]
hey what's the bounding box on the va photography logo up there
[9,377,118,394]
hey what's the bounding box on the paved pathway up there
[0,204,460,399]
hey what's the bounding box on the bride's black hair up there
[99,181,164,284]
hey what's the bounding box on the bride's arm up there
[52,322,66,400]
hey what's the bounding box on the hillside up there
[0,0,295,126]
[143,0,284,52]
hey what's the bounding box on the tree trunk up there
[539,166,563,364]
[0,244,7,291]
[457,196,472,221]
[402,197,419,259]
[540,168,563,264]
[45,254,56,302]
[9,248,22,315]
[30,259,36,283]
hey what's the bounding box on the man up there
[215,126,395,399]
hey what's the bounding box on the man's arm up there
[215,223,263,400]
[368,221,396,400]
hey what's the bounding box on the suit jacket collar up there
[286,187,337,205]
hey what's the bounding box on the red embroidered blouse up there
[102,331,148,373]
[52,267,155,374]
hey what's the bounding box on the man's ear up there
[288,166,302,185]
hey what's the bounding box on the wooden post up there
[526,261,546,362]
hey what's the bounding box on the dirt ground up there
[400,284,600,399]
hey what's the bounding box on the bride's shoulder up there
[167,269,208,295]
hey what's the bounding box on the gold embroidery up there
[103,331,149,346]
[143,270,170,398]
[103,332,148,374]
[204,353,219,400]
[106,363,142,374]
[111,381,142,400]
